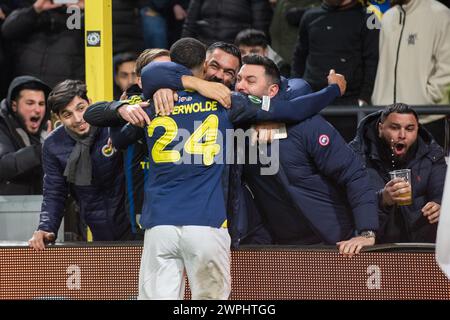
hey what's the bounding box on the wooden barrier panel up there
[0,243,449,300]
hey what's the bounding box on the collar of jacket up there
[396,0,422,15]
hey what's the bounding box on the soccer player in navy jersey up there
[85,38,345,300]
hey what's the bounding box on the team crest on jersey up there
[319,134,330,146]
[101,144,115,157]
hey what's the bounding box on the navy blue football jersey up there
[120,86,341,229]
[140,90,234,229]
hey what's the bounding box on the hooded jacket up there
[0,76,51,195]
[349,111,447,243]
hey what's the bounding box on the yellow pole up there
[84,0,113,103]
[84,0,113,241]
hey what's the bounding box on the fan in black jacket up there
[0,76,51,195]
[291,0,379,105]
[349,104,447,243]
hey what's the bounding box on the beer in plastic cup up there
[389,169,412,206]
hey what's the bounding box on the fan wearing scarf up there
[28,80,132,250]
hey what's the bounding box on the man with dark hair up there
[350,103,447,243]
[113,52,138,100]
[28,80,131,251]
[204,42,242,88]
[0,76,51,195]
[240,54,281,86]
[146,41,335,117]
[68,49,170,240]
[170,37,206,70]
[235,29,269,56]
[234,28,289,77]
[128,38,236,300]
[147,42,242,116]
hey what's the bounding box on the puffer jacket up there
[349,111,447,243]
[38,125,131,241]
[182,0,273,45]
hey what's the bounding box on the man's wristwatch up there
[359,230,376,239]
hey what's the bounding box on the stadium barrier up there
[0,196,64,242]
[1,242,448,300]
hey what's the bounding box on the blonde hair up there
[135,48,170,76]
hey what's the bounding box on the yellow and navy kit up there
[140,90,230,229]
[100,81,341,229]
[83,61,342,232]
[139,84,341,229]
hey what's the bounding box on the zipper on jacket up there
[393,6,406,103]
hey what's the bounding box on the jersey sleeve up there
[110,124,145,151]
[84,100,128,127]
[227,84,340,124]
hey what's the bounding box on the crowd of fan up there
[1,0,450,247]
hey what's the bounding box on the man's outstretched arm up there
[227,83,342,125]
[140,62,346,121]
